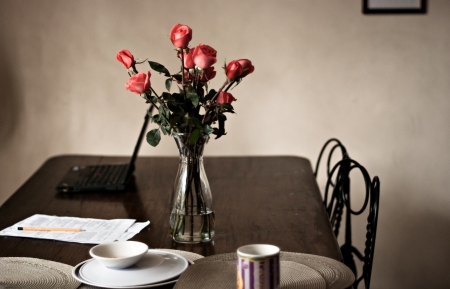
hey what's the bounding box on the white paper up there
[117,221,150,241]
[0,214,150,244]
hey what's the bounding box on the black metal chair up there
[314,138,350,237]
[315,139,380,289]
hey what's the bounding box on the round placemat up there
[174,260,326,289]
[194,252,355,289]
[280,252,355,289]
[0,257,80,289]
[280,261,326,289]
[158,249,205,263]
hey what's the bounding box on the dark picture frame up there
[363,0,427,14]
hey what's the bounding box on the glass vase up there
[170,132,215,243]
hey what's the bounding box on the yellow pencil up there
[18,227,84,232]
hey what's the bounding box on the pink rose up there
[217,91,236,104]
[199,67,216,82]
[125,71,151,94]
[192,44,217,69]
[178,49,195,69]
[226,60,243,80]
[116,50,134,69]
[237,59,254,77]
[170,24,192,48]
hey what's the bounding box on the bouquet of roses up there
[116,23,254,147]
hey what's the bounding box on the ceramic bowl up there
[89,241,149,269]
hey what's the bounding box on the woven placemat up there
[0,257,80,289]
[173,260,326,289]
[194,252,354,289]
[158,249,205,263]
[281,261,326,289]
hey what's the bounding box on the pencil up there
[18,227,84,232]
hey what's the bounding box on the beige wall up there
[1,0,449,288]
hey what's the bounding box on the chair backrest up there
[315,139,380,289]
[314,138,350,237]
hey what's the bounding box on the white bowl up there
[89,241,149,269]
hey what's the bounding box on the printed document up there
[0,214,150,244]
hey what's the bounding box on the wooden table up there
[0,155,341,267]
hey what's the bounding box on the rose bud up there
[199,67,216,82]
[116,49,134,69]
[237,59,254,77]
[226,60,243,81]
[178,49,195,69]
[125,71,151,94]
[217,91,237,104]
[192,43,217,69]
[170,24,193,49]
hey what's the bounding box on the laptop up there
[56,105,154,193]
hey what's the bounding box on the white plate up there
[72,260,179,288]
[77,250,189,287]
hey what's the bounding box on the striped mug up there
[237,244,280,289]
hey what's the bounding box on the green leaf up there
[171,92,182,102]
[146,129,161,147]
[161,125,169,135]
[171,74,182,82]
[165,78,172,92]
[188,89,199,107]
[158,105,171,121]
[215,114,227,139]
[221,103,234,111]
[179,122,188,130]
[168,102,184,115]
[197,86,205,99]
[189,117,202,129]
[220,103,235,114]
[151,113,162,123]
[203,124,214,135]
[169,115,182,127]
[148,61,170,76]
[204,89,217,101]
[189,129,201,145]
[162,92,172,100]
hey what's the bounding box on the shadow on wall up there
[330,191,450,289]
[374,198,450,289]
[0,45,20,149]
[315,156,450,289]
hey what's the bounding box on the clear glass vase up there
[170,132,215,243]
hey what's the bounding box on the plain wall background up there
[1,1,449,288]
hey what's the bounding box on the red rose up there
[217,91,236,104]
[237,59,254,77]
[199,67,216,82]
[125,71,151,94]
[226,60,243,80]
[178,49,195,69]
[170,24,192,49]
[116,50,134,69]
[192,44,217,69]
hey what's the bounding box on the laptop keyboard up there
[78,165,128,186]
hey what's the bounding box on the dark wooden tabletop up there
[0,155,341,267]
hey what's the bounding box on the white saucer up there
[75,250,189,288]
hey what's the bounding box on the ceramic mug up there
[237,244,280,289]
